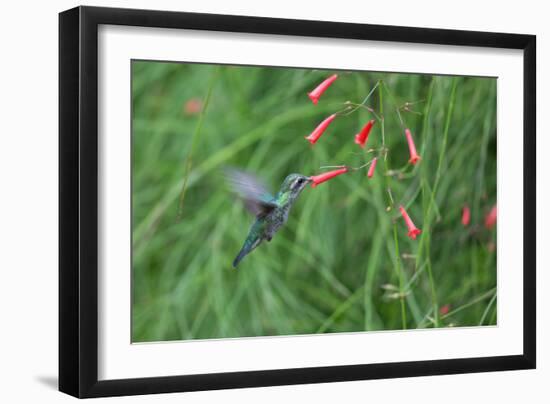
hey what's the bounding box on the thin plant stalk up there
[176,67,220,221]
[420,77,458,326]
[379,83,407,329]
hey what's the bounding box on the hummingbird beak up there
[306,177,313,183]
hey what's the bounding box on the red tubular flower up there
[367,158,377,178]
[354,119,376,148]
[462,205,471,227]
[399,205,422,240]
[439,304,450,316]
[308,74,338,105]
[305,114,336,145]
[405,128,421,165]
[310,167,348,188]
[485,205,497,229]
[183,98,203,115]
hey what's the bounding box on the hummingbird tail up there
[232,248,248,268]
[232,238,261,268]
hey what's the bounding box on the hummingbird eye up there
[292,177,305,190]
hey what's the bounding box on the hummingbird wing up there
[225,168,279,218]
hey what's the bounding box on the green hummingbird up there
[226,169,312,268]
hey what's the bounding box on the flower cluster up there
[304,74,423,239]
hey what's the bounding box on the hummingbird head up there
[279,173,312,203]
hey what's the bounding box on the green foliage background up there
[131,61,497,342]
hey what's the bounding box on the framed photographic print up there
[59,5,536,398]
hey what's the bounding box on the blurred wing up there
[225,168,278,217]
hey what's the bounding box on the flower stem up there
[394,224,407,329]
[479,290,497,326]
[379,82,407,329]
[419,77,458,326]
[176,66,220,222]
[337,80,381,118]
[382,81,405,129]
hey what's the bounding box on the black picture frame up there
[59,5,536,398]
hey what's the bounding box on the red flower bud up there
[367,158,377,178]
[310,167,348,188]
[485,205,497,229]
[354,119,376,148]
[399,205,422,240]
[305,114,336,145]
[405,128,421,165]
[308,74,338,105]
[462,205,471,227]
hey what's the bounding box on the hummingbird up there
[226,169,312,268]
